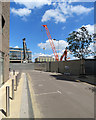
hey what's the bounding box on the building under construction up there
[9,47,32,63]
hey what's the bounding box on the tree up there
[66,26,93,60]
[66,26,94,75]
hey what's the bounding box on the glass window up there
[0,52,4,87]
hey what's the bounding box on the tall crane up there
[42,25,59,61]
[22,38,29,63]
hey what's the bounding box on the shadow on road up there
[50,74,78,83]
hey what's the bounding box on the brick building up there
[0,1,10,87]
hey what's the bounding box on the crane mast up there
[42,25,59,61]
[22,38,29,63]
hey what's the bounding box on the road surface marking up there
[38,84,43,87]
[57,90,62,94]
[35,90,62,96]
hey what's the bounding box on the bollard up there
[6,86,10,117]
[13,70,15,75]
[15,76,18,91]
[9,68,11,72]
[12,79,14,100]
[17,74,19,86]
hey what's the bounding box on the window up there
[0,51,4,87]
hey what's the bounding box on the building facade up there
[35,56,55,63]
[9,47,32,63]
[0,2,10,87]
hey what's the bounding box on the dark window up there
[2,15,5,29]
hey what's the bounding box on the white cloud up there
[41,9,67,23]
[70,5,93,15]
[14,46,19,48]
[68,0,95,2]
[12,0,94,23]
[13,0,52,9]
[84,24,94,35]
[58,3,93,15]
[11,8,31,17]
[38,39,68,51]
[41,3,93,23]
[12,0,95,3]
[76,24,94,35]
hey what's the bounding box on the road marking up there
[38,84,43,87]
[57,90,62,94]
[35,90,62,96]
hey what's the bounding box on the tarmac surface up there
[27,70,95,118]
[1,63,95,119]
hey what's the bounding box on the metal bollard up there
[6,86,10,117]
[12,79,14,100]
[13,70,15,75]
[15,76,18,91]
[17,74,19,86]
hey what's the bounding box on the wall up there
[85,59,96,75]
[34,59,95,76]
[0,1,2,51]
[0,2,10,84]
[10,63,34,71]
[34,63,46,71]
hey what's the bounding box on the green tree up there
[66,26,93,59]
[66,26,94,75]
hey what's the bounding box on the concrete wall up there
[49,60,81,75]
[85,59,96,75]
[10,63,34,71]
[0,1,2,51]
[34,63,47,71]
[34,59,95,76]
[0,2,10,84]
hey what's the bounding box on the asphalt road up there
[28,70,94,118]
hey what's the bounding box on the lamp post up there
[53,39,59,73]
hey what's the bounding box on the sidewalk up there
[0,71,19,119]
[0,72,34,119]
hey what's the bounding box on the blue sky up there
[10,0,95,61]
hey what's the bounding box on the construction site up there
[0,1,96,119]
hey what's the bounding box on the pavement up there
[0,69,95,119]
[0,71,19,119]
[27,70,95,118]
[0,71,34,119]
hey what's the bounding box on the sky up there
[10,0,95,61]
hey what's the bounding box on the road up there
[27,70,94,118]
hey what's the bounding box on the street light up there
[53,39,59,60]
[53,39,59,73]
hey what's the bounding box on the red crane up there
[42,25,59,61]
[60,48,67,61]
[60,47,70,61]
